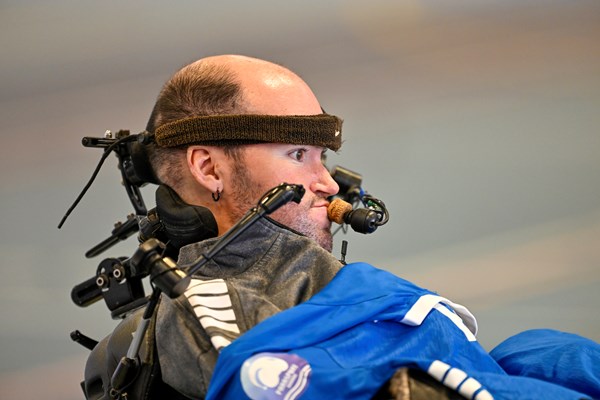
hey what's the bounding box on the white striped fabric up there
[184,278,242,351]
[434,303,476,342]
[199,316,240,333]
[400,293,478,341]
[427,360,494,400]
[210,335,232,350]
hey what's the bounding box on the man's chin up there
[286,222,333,252]
[321,238,333,253]
[311,228,333,253]
[270,208,333,251]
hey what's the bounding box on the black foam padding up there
[155,185,218,250]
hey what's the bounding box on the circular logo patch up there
[240,352,311,400]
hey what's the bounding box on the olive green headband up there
[154,114,343,151]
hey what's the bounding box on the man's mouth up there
[311,198,330,208]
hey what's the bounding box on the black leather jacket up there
[155,217,343,399]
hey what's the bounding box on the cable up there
[57,135,138,229]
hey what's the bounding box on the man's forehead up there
[244,142,329,152]
[258,141,334,153]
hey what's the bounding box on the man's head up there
[146,55,341,251]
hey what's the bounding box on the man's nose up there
[311,165,339,197]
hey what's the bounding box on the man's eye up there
[321,151,327,166]
[290,149,307,162]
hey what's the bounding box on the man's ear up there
[187,146,222,192]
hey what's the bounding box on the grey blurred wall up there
[1,1,599,398]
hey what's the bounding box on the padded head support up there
[154,185,218,251]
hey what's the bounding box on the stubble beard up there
[227,163,333,252]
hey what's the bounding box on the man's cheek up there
[270,202,300,221]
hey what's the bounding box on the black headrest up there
[154,185,218,252]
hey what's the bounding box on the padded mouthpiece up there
[327,198,353,224]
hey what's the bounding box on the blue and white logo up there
[240,352,311,400]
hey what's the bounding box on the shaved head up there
[189,55,321,115]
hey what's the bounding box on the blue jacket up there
[206,263,595,399]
